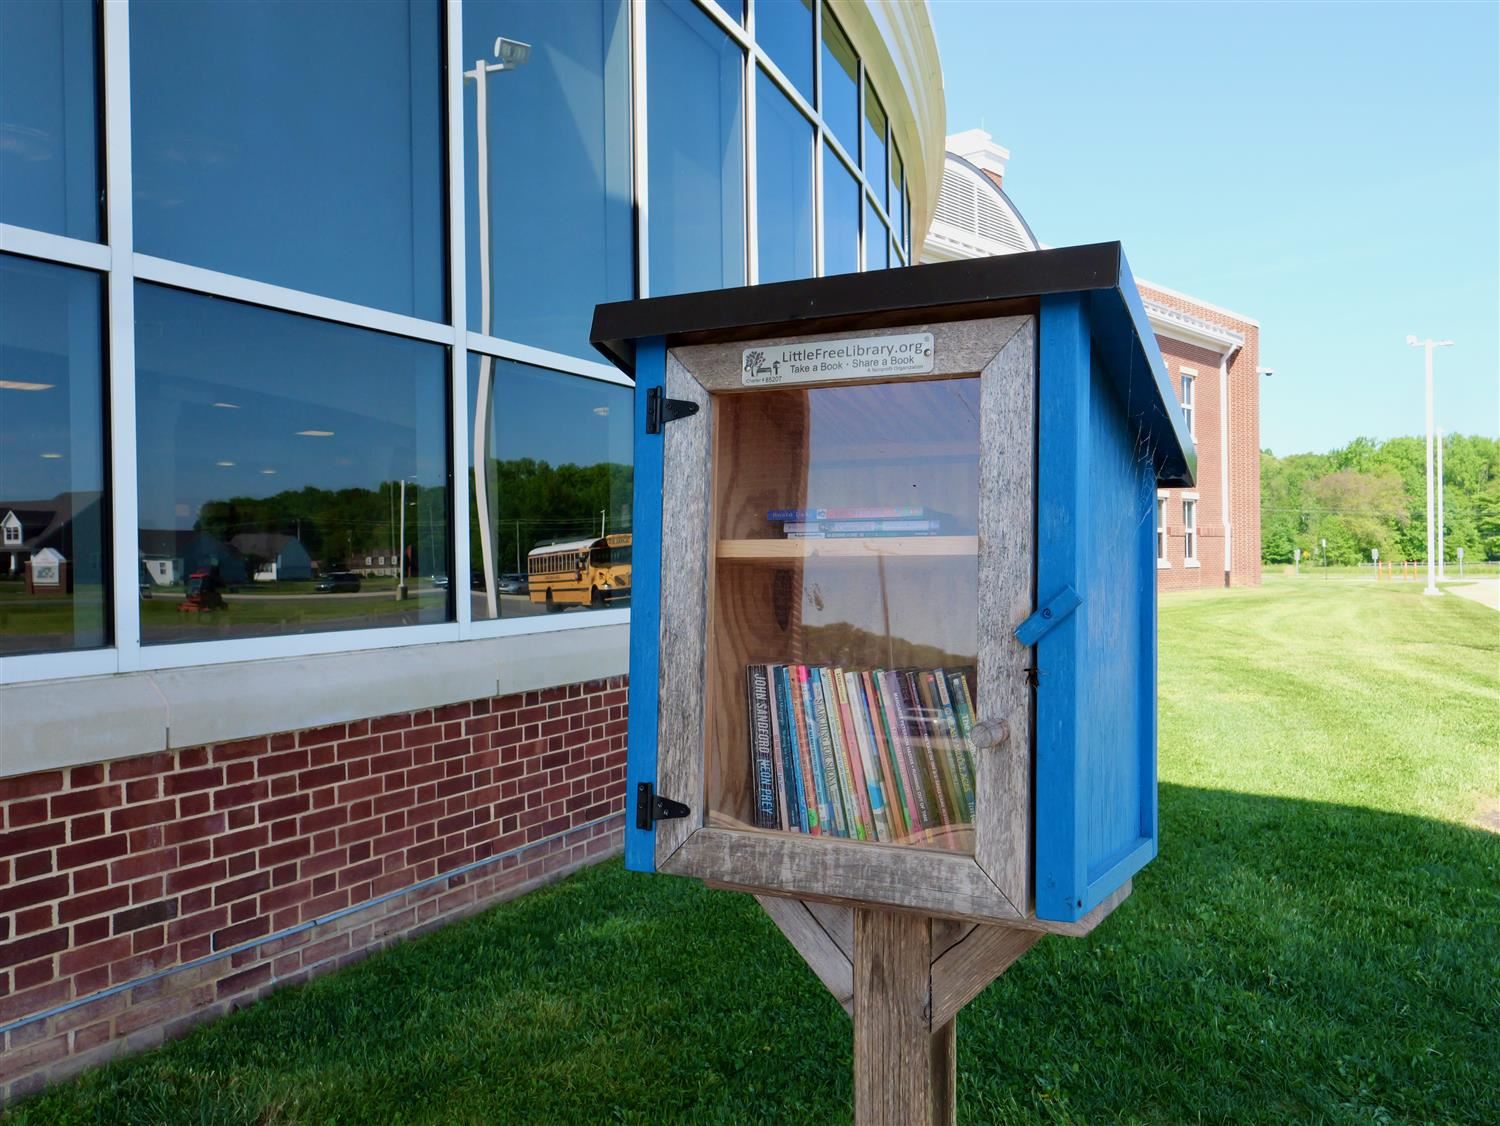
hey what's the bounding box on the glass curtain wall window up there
[0,254,108,657]
[646,0,746,297]
[0,0,925,679]
[822,147,860,277]
[463,0,632,362]
[819,7,858,152]
[755,0,813,104]
[863,79,887,210]
[0,0,100,241]
[133,286,450,644]
[467,357,631,619]
[756,70,815,285]
[864,196,889,271]
[129,0,445,320]
[890,147,906,252]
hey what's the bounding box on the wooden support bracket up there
[756,897,1046,1125]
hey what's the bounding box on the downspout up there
[1219,342,1241,587]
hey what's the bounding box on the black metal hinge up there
[635,782,690,830]
[645,386,699,434]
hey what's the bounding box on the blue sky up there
[930,0,1498,456]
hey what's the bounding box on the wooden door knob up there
[968,718,1010,750]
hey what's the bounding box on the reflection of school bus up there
[527,533,631,611]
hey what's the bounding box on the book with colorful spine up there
[746,663,978,847]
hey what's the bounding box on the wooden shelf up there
[717,536,979,561]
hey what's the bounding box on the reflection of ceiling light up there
[592,406,610,416]
[0,380,54,392]
[296,429,334,437]
[212,401,240,409]
[259,468,277,475]
[215,460,235,467]
[40,452,63,459]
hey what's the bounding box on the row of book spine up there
[767,507,941,541]
[745,663,978,844]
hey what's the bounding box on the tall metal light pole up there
[1406,336,1453,597]
[466,37,531,619]
[1436,427,1446,581]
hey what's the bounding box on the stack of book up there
[745,663,978,844]
[768,507,941,540]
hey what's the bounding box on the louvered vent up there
[931,160,1035,255]
[934,170,977,230]
[976,192,1030,252]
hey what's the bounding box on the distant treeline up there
[1261,434,1500,565]
[197,481,443,567]
[192,456,632,576]
[469,457,633,575]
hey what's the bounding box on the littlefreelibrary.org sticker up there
[741,333,935,387]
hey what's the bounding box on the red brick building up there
[926,130,1262,590]
[1138,283,1263,590]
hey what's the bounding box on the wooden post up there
[853,909,954,1126]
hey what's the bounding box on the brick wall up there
[1142,285,1262,592]
[0,676,628,1103]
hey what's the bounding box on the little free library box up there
[593,244,1190,1121]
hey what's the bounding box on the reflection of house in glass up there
[0,491,104,592]
[137,528,248,587]
[229,533,313,582]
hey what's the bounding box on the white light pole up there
[1406,336,1453,596]
[398,478,408,601]
[396,476,418,601]
[1436,427,1446,581]
[466,37,531,619]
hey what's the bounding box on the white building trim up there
[1136,277,1260,327]
[1143,297,1245,354]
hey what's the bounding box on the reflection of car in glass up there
[430,573,449,589]
[315,572,361,593]
[497,572,528,595]
[527,533,630,612]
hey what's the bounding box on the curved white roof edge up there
[835,1,946,251]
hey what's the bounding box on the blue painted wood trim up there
[1034,294,1091,922]
[624,337,667,872]
[1137,451,1160,871]
[1078,447,1159,909]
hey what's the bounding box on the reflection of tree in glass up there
[195,481,443,575]
[470,457,633,575]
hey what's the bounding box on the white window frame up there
[1179,367,1196,440]
[1155,491,1170,569]
[1181,493,1199,567]
[0,0,911,687]
[2,512,20,545]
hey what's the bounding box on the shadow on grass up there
[8,785,1498,1125]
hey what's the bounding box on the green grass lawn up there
[9,577,1498,1124]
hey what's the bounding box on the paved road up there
[1444,577,1499,611]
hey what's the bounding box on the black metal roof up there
[589,243,1194,485]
